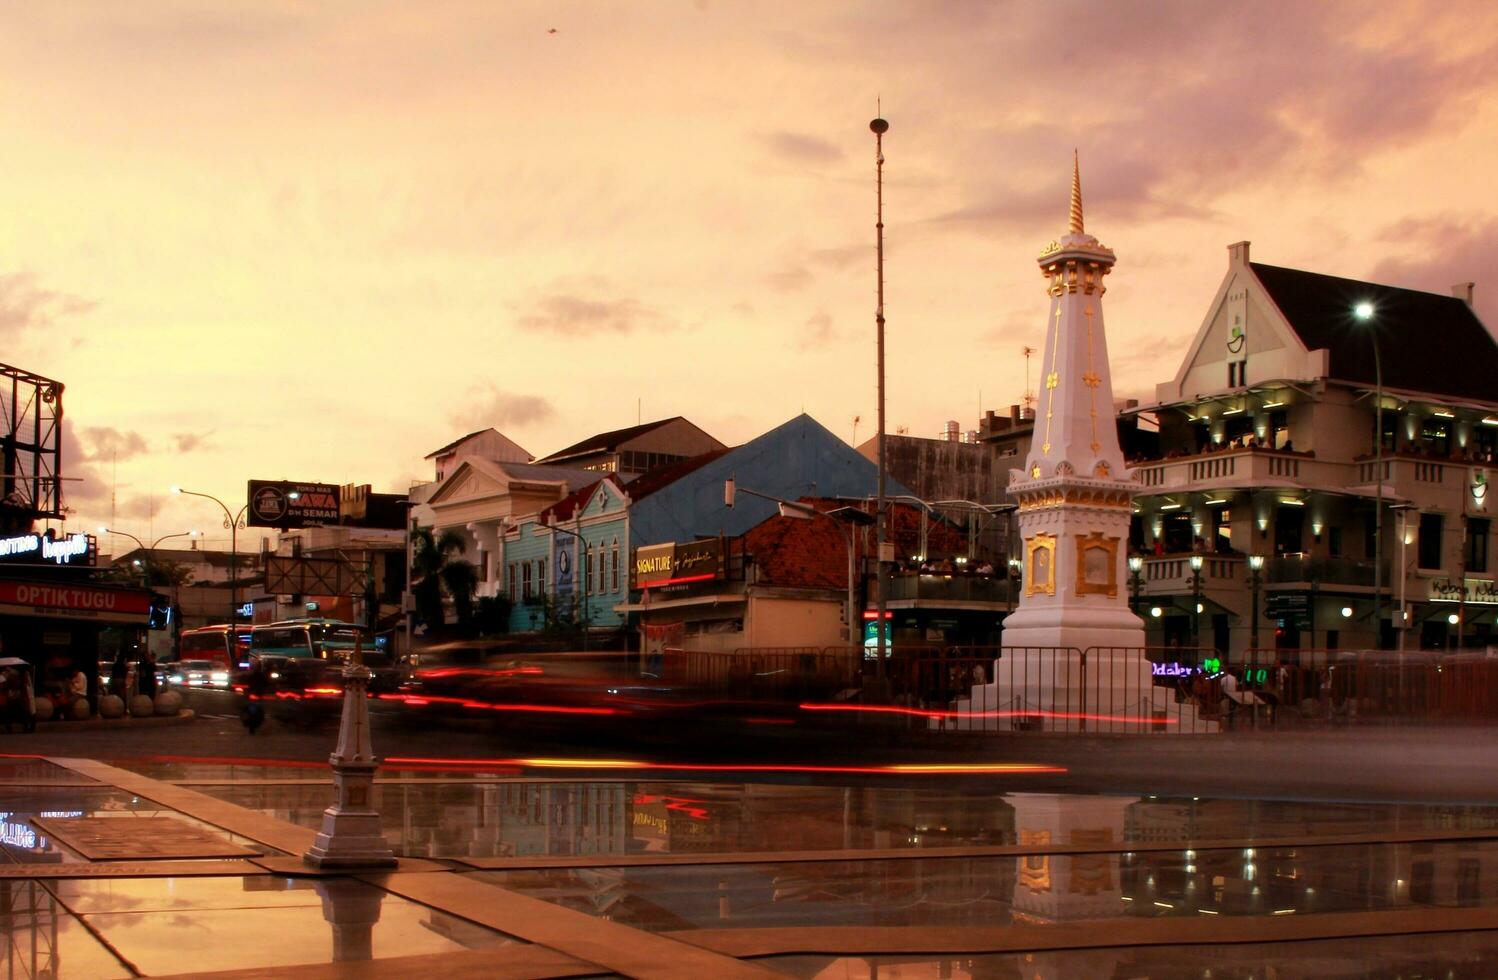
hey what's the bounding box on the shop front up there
[0,577,164,710]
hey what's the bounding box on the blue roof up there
[628,414,911,546]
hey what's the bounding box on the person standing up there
[138,652,158,699]
[110,653,129,697]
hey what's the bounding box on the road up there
[13,686,1498,805]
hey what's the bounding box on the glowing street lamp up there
[1189,554,1205,650]
[1247,554,1265,650]
[171,486,256,624]
[1354,301,1386,648]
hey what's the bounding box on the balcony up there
[1130,448,1350,493]
[1354,454,1470,492]
[882,573,1015,606]
[1138,554,1244,592]
[1266,553,1386,588]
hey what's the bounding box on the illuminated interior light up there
[1159,503,1182,511]
[1261,400,1285,409]
[1221,407,1244,416]
[1433,410,1455,418]
[1204,498,1227,505]
[1278,498,1305,507]
[1150,606,1163,618]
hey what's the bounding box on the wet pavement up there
[5,752,1498,977]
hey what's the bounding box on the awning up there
[0,579,157,625]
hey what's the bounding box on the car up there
[170,659,231,689]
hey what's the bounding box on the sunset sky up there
[4,1,1496,554]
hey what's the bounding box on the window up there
[522,562,532,600]
[477,548,487,583]
[1476,425,1497,461]
[1418,512,1444,570]
[596,544,605,594]
[1269,410,1289,450]
[507,563,517,602]
[585,547,594,595]
[537,558,546,595]
[1468,518,1490,574]
[1274,506,1304,556]
[1227,359,1247,387]
[1421,418,1452,457]
[1328,526,1343,557]
[1212,508,1232,553]
[1376,412,1397,454]
[611,539,620,592]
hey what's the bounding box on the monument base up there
[303,805,398,870]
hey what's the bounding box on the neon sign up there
[0,530,92,565]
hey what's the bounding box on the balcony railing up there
[883,573,1015,604]
[1266,554,1386,587]
[1130,447,1347,491]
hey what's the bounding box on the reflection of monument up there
[1009,793,1132,979]
[313,878,383,962]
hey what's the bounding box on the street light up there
[171,486,252,625]
[1247,554,1265,651]
[1128,555,1144,614]
[1354,300,1386,648]
[99,527,200,585]
[1189,554,1204,651]
[726,481,869,647]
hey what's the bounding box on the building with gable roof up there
[533,417,724,478]
[1127,242,1498,656]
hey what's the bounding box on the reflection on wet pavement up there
[474,837,1498,932]
[180,777,1498,863]
[64,875,525,974]
[765,930,1498,979]
[0,879,133,978]
[0,758,100,784]
[0,789,158,864]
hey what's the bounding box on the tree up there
[411,528,479,632]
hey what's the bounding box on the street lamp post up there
[100,527,200,586]
[724,481,870,645]
[1248,554,1265,651]
[1189,554,1204,650]
[870,113,890,681]
[171,487,257,625]
[1128,555,1144,615]
[1354,301,1385,648]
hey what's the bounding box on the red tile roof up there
[743,499,968,589]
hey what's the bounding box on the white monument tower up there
[1001,158,1146,654]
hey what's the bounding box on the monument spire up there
[1068,150,1084,235]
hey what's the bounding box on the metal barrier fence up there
[667,644,1220,734]
[664,644,1498,731]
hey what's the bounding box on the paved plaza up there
[6,743,1498,978]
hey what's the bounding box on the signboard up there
[264,555,366,596]
[554,538,575,600]
[246,481,341,529]
[0,530,93,567]
[1264,591,1311,627]
[1429,577,1498,605]
[632,539,725,590]
[0,581,153,623]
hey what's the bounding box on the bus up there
[178,624,252,671]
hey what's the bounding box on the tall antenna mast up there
[870,108,890,681]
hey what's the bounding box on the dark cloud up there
[172,431,216,453]
[449,385,557,431]
[797,311,839,351]
[765,264,813,292]
[517,287,672,336]
[0,272,95,337]
[760,131,845,165]
[79,426,149,462]
[1370,215,1498,328]
[814,2,1498,239]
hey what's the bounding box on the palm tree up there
[410,528,479,632]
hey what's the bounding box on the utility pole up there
[870,111,890,686]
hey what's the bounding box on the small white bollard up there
[154,690,183,716]
[130,695,155,718]
[99,695,125,719]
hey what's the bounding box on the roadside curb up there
[16,709,197,733]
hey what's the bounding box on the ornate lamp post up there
[171,486,285,624]
[1354,301,1385,647]
[1248,554,1265,651]
[1128,555,1144,614]
[1189,554,1205,650]
[100,527,200,586]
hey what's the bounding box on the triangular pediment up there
[427,459,510,507]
